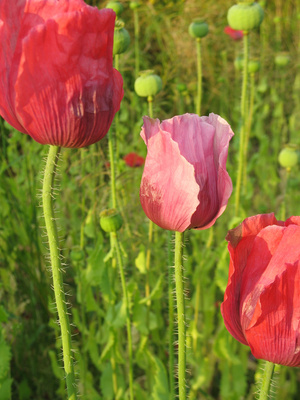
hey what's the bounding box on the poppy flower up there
[221,213,300,367]
[139,113,234,232]
[0,0,123,148]
[123,152,145,167]
[224,26,243,41]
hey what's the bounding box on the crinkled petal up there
[221,213,279,345]
[245,263,300,367]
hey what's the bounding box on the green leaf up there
[139,274,164,304]
[135,248,146,274]
[149,354,169,400]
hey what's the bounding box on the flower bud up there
[113,20,130,56]
[275,53,290,67]
[100,209,123,233]
[188,20,209,39]
[227,2,264,31]
[278,147,298,169]
[70,248,85,262]
[106,1,124,17]
[134,70,162,97]
[234,55,244,71]
[176,83,187,93]
[129,1,141,9]
[248,59,260,74]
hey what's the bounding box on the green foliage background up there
[0,0,300,399]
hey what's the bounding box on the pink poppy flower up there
[221,213,300,367]
[139,113,234,232]
[123,152,145,168]
[224,26,243,41]
[0,0,123,148]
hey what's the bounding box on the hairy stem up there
[174,231,186,400]
[42,145,77,400]
[196,38,202,115]
[257,361,275,400]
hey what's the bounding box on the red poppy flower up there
[221,213,300,367]
[139,113,234,232]
[123,152,145,168]
[224,26,243,41]
[0,0,123,148]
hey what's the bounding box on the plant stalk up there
[257,361,275,400]
[42,145,77,400]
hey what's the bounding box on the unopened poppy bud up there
[278,147,298,169]
[134,70,162,97]
[129,1,141,9]
[176,83,187,93]
[227,2,264,31]
[275,53,290,67]
[248,59,260,73]
[113,20,130,56]
[188,20,209,39]
[100,209,123,233]
[70,248,85,262]
[106,1,124,17]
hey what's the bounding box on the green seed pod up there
[275,53,290,67]
[106,1,124,17]
[248,59,260,74]
[278,147,298,169]
[227,2,264,31]
[100,209,123,233]
[70,248,85,262]
[176,83,187,93]
[113,21,130,56]
[129,1,141,9]
[188,20,209,39]
[134,70,163,97]
[234,55,244,71]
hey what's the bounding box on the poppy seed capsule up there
[188,21,209,38]
[278,147,298,169]
[100,209,123,233]
[106,1,124,17]
[248,60,260,73]
[70,249,85,262]
[129,1,141,9]
[227,2,264,31]
[134,71,162,97]
[113,21,130,56]
[275,53,290,67]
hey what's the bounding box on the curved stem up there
[42,145,77,400]
[243,72,255,191]
[257,361,275,400]
[111,232,134,400]
[174,231,186,400]
[235,31,249,216]
[196,38,202,115]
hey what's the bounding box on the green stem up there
[196,38,202,115]
[42,145,77,400]
[243,72,255,191]
[108,129,117,209]
[80,148,85,249]
[147,96,153,118]
[168,231,175,400]
[174,231,186,400]
[111,232,134,400]
[280,168,290,220]
[235,31,249,216]
[257,361,275,400]
[133,9,140,78]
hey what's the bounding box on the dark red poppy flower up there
[221,213,300,367]
[0,0,123,148]
[224,26,243,41]
[123,152,145,167]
